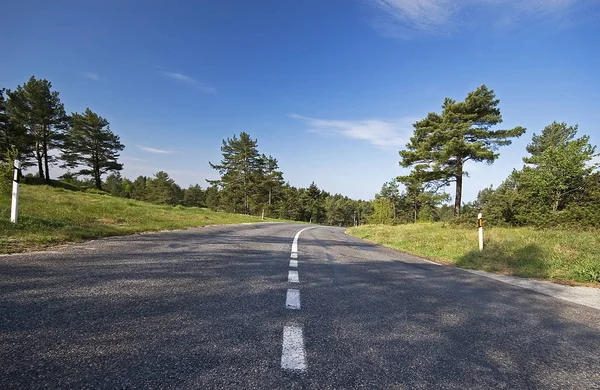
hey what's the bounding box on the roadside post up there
[477,212,483,251]
[10,160,21,223]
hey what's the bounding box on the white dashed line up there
[285,289,301,310]
[290,252,298,259]
[291,227,314,258]
[289,259,298,268]
[288,270,299,283]
[281,325,307,371]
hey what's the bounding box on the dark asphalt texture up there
[1,223,599,389]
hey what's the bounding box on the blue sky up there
[1,0,598,202]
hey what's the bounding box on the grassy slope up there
[347,223,600,285]
[0,184,285,253]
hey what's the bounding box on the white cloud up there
[289,113,412,149]
[136,145,176,154]
[82,72,100,80]
[121,157,147,162]
[369,0,585,37]
[163,72,217,94]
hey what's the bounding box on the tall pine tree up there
[209,132,261,214]
[399,85,525,216]
[61,108,124,189]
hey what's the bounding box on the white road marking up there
[285,289,301,310]
[288,270,299,283]
[281,325,307,371]
[289,259,298,268]
[291,227,315,257]
[290,252,298,259]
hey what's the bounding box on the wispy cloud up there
[369,0,586,38]
[136,145,177,154]
[289,113,412,149]
[82,72,100,80]
[121,157,147,162]
[163,72,217,94]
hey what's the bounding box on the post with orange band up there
[477,212,483,251]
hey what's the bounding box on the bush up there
[0,148,19,195]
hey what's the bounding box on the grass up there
[347,223,600,286]
[0,183,287,253]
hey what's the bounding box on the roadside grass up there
[347,223,600,285]
[0,184,285,253]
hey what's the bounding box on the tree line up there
[4,77,596,228]
[50,131,375,226]
[206,131,373,225]
[0,76,124,189]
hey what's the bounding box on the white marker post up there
[477,212,483,251]
[10,160,21,223]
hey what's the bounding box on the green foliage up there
[182,184,205,208]
[472,122,599,228]
[209,132,263,214]
[399,85,525,216]
[104,172,125,197]
[61,108,124,189]
[6,76,68,180]
[0,148,18,195]
[520,122,597,212]
[256,154,284,216]
[397,174,449,223]
[145,171,182,206]
[370,198,394,224]
[204,184,220,211]
[0,88,33,166]
[129,175,148,201]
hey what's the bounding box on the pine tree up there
[204,185,220,211]
[520,122,597,212]
[400,85,525,216]
[146,171,182,205]
[104,172,125,197]
[61,108,124,189]
[6,76,68,181]
[183,184,205,207]
[378,179,400,220]
[129,176,148,201]
[209,132,261,214]
[255,154,284,216]
[2,87,34,165]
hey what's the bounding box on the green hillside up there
[347,223,600,285]
[0,183,283,253]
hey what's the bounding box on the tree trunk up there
[35,140,44,178]
[414,202,417,223]
[454,161,463,217]
[94,174,102,190]
[245,192,249,215]
[42,136,50,182]
[94,155,102,189]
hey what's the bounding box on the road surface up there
[1,223,599,389]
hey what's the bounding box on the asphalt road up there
[1,223,599,389]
